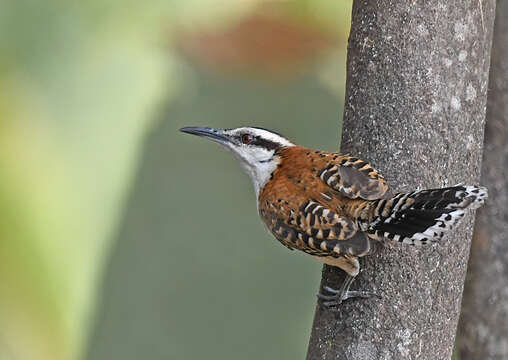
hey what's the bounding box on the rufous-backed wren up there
[180,126,487,306]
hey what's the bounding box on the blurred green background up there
[0,1,351,359]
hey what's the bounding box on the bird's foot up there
[317,286,380,308]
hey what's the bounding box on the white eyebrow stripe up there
[228,127,295,147]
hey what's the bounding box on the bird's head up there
[180,126,295,195]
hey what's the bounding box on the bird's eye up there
[241,134,253,144]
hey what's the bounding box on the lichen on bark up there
[307,1,496,359]
[458,1,508,358]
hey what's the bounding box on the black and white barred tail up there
[366,185,488,246]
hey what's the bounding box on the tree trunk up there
[457,1,508,359]
[307,1,496,359]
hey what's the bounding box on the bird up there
[179,126,488,307]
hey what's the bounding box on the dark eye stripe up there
[252,137,281,150]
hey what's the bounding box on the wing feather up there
[317,155,389,200]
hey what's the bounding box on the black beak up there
[179,126,230,145]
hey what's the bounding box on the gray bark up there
[307,1,496,359]
[457,1,508,359]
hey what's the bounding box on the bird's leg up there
[317,274,379,307]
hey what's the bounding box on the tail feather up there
[367,185,487,246]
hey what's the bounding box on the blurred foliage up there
[0,1,351,359]
[0,0,169,358]
[87,65,345,360]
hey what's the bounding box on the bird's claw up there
[317,286,380,308]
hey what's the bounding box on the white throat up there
[239,155,280,197]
